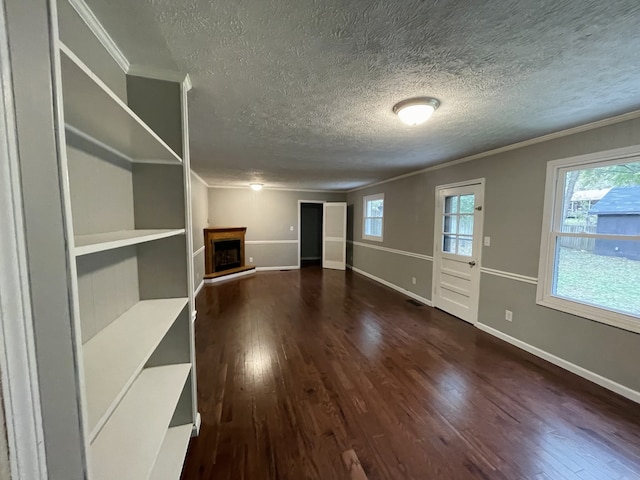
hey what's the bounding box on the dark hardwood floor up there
[181,267,640,480]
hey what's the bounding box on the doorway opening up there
[299,202,323,267]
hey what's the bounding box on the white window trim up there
[362,193,384,242]
[537,144,640,334]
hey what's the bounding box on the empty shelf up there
[59,42,181,164]
[83,298,188,440]
[74,229,185,256]
[149,424,193,480]
[90,364,191,480]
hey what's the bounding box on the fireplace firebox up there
[213,239,241,271]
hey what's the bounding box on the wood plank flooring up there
[181,267,640,480]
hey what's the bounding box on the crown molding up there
[347,109,640,193]
[67,0,129,72]
[127,63,190,86]
[207,184,343,193]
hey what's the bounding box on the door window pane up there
[459,215,474,235]
[443,235,457,254]
[458,237,473,256]
[459,195,475,213]
[445,196,458,214]
[443,215,457,234]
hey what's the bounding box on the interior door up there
[322,202,347,270]
[432,182,484,324]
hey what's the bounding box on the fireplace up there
[204,227,255,280]
[213,239,241,272]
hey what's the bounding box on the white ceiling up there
[85,0,640,190]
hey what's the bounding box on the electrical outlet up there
[412,277,416,285]
[505,310,513,322]
[484,236,491,246]
[249,256,254,263]
[290,225,294,231]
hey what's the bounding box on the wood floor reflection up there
[181,267,640,480]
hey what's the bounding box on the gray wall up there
[300,203,323,259]
[191,173,209,290]
[126,76,182,155]
[57,0,127,101]
[208,188,346,268]
[348,116,640,394]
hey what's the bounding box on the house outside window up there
[537,146,640,333]
[363,193,384,241]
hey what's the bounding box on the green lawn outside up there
[555,247,640,316]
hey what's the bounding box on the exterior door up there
[432,181,485,324]
[322,202,347,270]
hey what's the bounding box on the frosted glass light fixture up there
[249,183,263,191]
[393,97,440,126]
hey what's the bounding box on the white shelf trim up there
[74,229,185,256]
[83,298,188,441]
[149,424,193,480]
[192,245,205,257]
[90,364,191,480]
[58,42,182,164]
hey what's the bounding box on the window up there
[363,193,384,241]
[537,146,640,333]
[442,194,475,256]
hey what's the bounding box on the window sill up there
[536,296,640,334]
[362,234,383,242]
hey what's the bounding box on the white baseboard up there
[476,323,640,405]
[191,412,202,437]
[255,266,300,271]
[203,269,256,284]
[350,266,432,307]
[194,279,204,297]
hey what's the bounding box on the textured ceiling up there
[85,0,640,190]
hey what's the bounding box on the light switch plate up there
[484,236,491,246]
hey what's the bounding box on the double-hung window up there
[363,193,384,241]
[537,146,640,333]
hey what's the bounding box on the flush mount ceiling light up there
[393,97,440,126]
[249,183,263,191]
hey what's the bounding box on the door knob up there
[468,261,477,267]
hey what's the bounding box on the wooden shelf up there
[149,424,193,480]
[59,42,182,164]
[90,364,191,480]
[74,229,185,256]
[83,298,188,440]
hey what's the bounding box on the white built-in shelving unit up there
[51,23,198,479]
